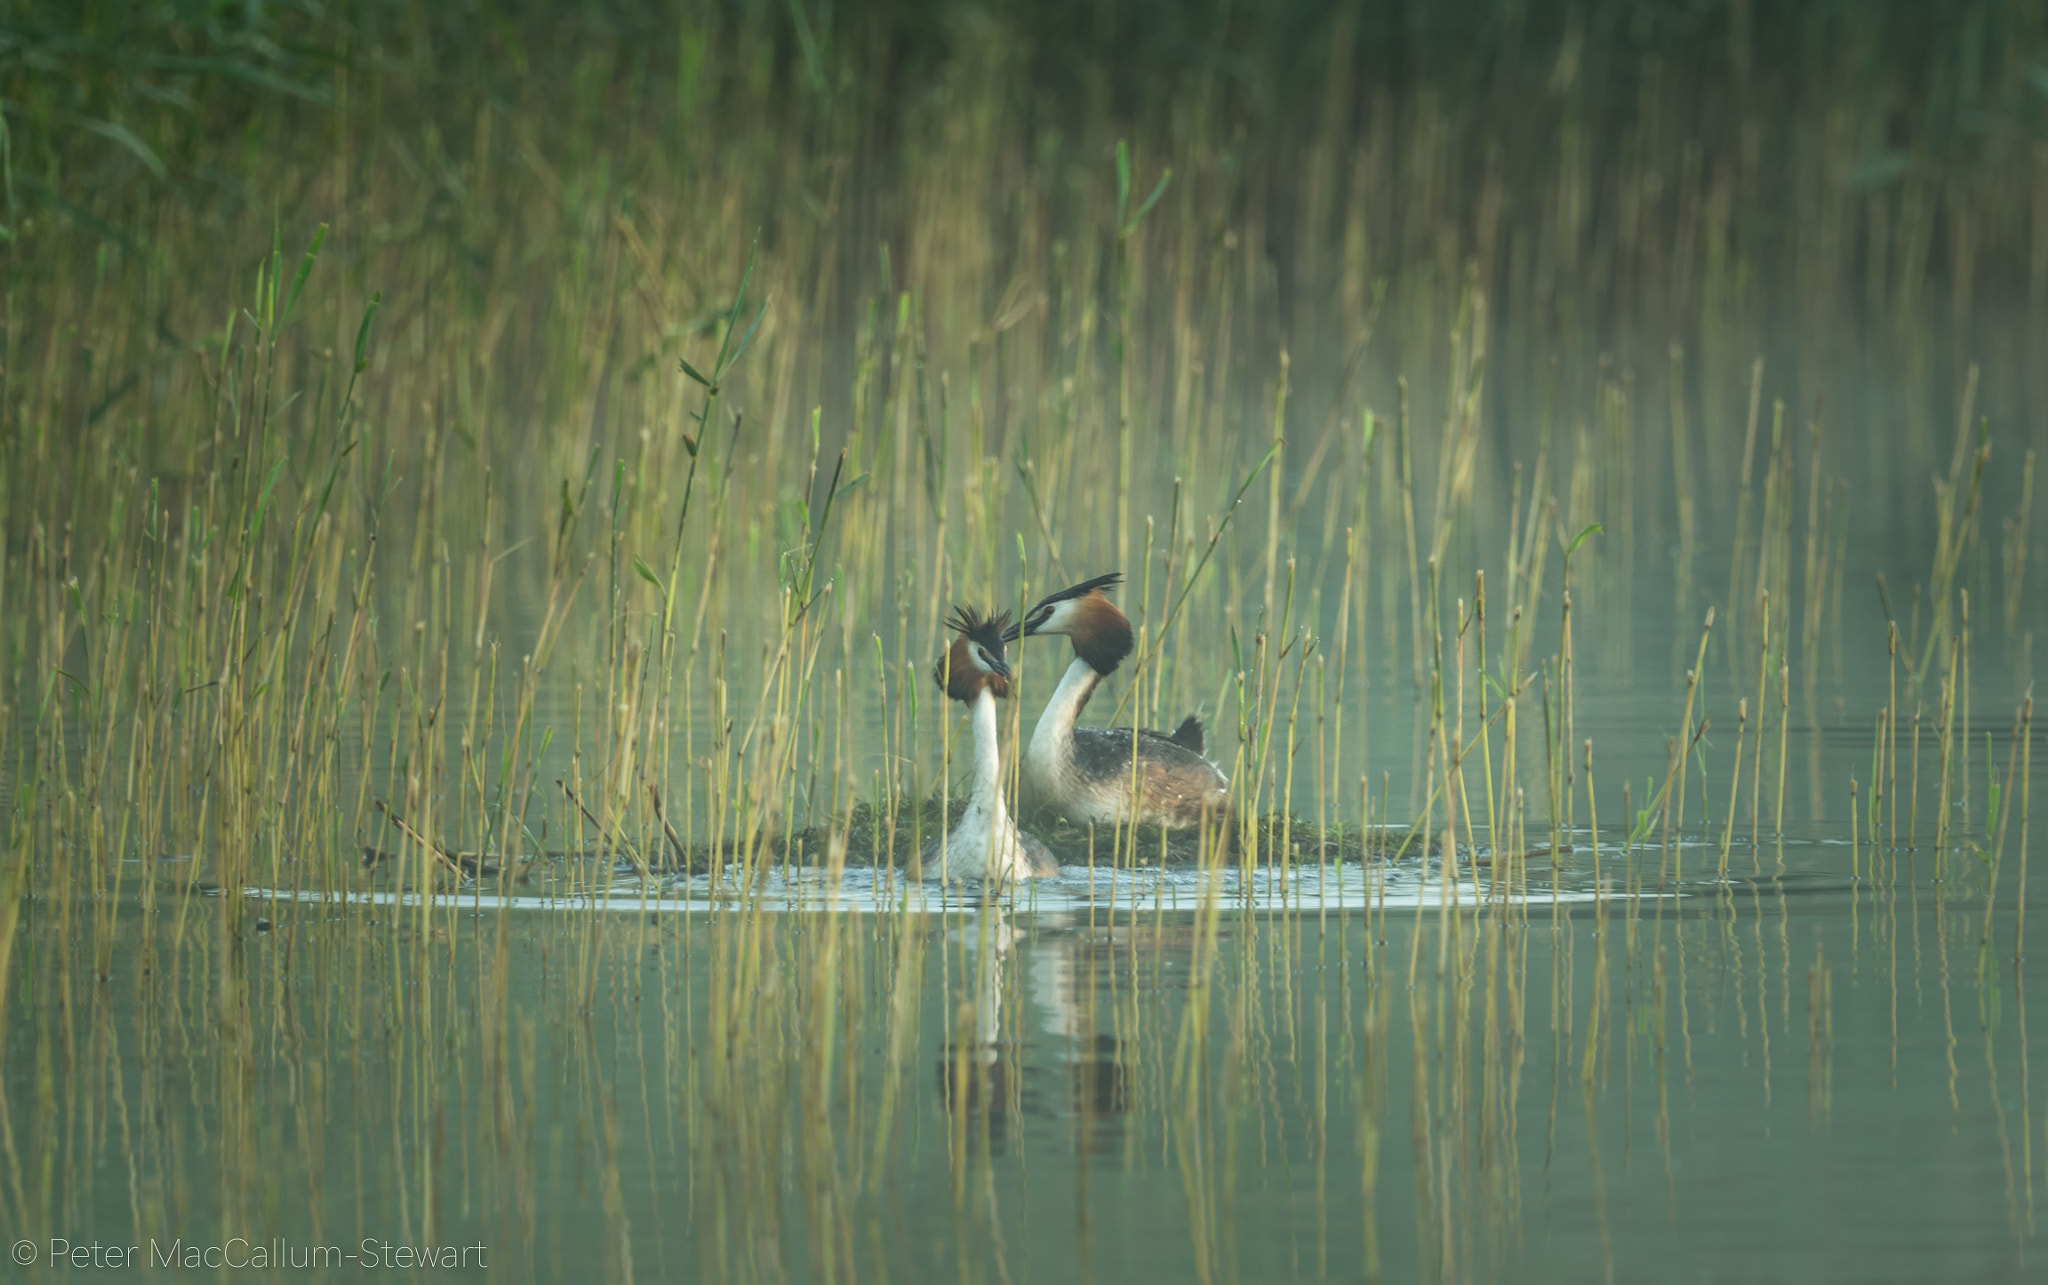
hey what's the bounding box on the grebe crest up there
[934,605,1015,702]
[1016,573,1229,828]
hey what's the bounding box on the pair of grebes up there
[924,573,1229,887]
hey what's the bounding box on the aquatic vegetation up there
[3,1,2048,1281]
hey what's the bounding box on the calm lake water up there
[8,497,2045,1282]
[5,474,2039,1285]
[9,745,2046,1283]
[14,3,2048,1278]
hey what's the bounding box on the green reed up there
[3,3,2048,1280]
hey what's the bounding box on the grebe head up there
[1018,572,1133,675]
[933,605,1016,702]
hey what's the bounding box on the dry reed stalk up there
[1671,608,1716,857]
[2018,697,2033,961]
[1775,660,1790,837]
[1720,700,1747,880]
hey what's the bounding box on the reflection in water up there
[937,914,1135,1156]
[4,842,2048,1283]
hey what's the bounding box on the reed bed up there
[4,1,2048,1281]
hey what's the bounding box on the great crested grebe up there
[1013,573,1229,828]
[922,606,1060,886]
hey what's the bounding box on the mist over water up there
[5,2,2048,1281]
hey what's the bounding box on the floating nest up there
[350,792,1485,887]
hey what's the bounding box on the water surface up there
[9,820,2044,1283]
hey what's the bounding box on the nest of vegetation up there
[350,794,1435,886]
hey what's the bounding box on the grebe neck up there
[968,687,1006,817]
[1032,657,1101,753]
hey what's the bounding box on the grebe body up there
[921,606,1059,885]
[1016,574,1229,829]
